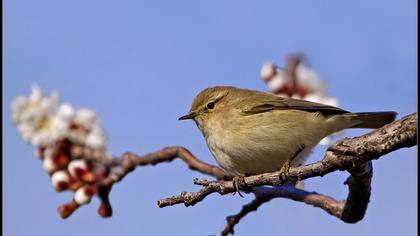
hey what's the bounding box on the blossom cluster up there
[260,59,338,107]
[12,85,112,218]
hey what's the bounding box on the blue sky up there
[3,0,417,235]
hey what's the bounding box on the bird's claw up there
[279,159,295,184]
[232,175,250,197]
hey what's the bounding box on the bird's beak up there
[178,111,197,120]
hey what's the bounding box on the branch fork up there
[156,113,416,235]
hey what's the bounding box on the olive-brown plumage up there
[180,86,396,175]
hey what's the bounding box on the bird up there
[179,86,397,176]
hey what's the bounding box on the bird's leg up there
[279,159,293,183]
[279,144,306,184]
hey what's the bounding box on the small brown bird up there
[179,86,396,176]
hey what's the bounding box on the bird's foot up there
[232,175,252,197]
[279,159,295,184]
[279,144,306,184]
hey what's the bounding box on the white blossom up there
[67,131,87,144]
[57,103,75,121]
[276,93,290,98]
[68,160,87,177]
[74,108,98,130]
[29,85,43,102]
[296,63,327,93]
[85,127,107,149]
[11,86,109,150]
[303,93,339,107]
[42,155,56,173]
[12,85,61,146]
[74,187,92,205]
[31,130,54,146]
[260,62,289,92]
[44,147,54,158]
[51,170,69,188]
[11,96,28,122]
[267,70,289,92]
[260,62,277,80]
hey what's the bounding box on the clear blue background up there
[4,1,417,235]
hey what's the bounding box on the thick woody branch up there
[222,185,345,235]
[58,112,414,232]
[222,162,373,235]
[341,161,372,223]
[160,113,416,235]
[157,113,417,210]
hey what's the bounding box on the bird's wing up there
[240,92,349,116]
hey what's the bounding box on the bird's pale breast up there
[204,109,329,175]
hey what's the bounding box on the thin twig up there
[102,146,230,187]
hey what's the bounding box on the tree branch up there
[157,113,416,234]
[222,185,341,235]
[60,143,230,218]
[221,161,373,234]
[101,146,230,187]
[39,112,416,235]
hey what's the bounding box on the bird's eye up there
[207,102,215,110]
